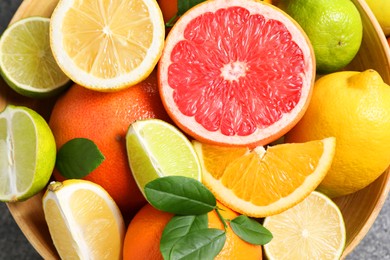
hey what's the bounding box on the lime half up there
[126,119,201,196]
[0,17,70,98]
[263,191,346,259]
[0,105,56,202]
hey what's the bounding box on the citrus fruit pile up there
[0,0,389,259]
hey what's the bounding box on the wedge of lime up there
[126,119,201,196]
[263,191,346,259]
[0,17,70,98]
[0,105,56,202]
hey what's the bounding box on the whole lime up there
[278,0,363,74]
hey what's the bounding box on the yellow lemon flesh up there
[50,0,165,91]
[42,180,125,259]
[263,191,346,260]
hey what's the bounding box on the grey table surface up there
[0,0,389,259]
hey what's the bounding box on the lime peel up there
[0,17,70,98]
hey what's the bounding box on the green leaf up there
[55,138,105,179]
[230,215,273,245]
[169,229,226,260]
[160,214,208,259]
[166,0,206,27]
[144,176,216,215]
[177,0,206,15]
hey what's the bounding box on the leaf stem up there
[215,207,228,230]
[166,14,179,28]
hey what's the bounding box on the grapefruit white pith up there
[158,0,315,147]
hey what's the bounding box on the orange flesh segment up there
[167,6,305,136]
[202,140,324,206]
[62,0,153,79]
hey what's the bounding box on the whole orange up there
[157,0,178,23]
[123,202,263,260]
[49,70,170,220]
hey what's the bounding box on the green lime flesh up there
[0,17,70,98]
[126,119,201,196]
[0,105,56,202]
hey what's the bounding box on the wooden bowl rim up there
[3,0,390,259]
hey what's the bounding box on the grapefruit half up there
[158,0,315,147]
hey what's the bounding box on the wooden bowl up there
[2,0,390,259]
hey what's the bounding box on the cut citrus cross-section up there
[193,137,336,217]
[42,180,125,259]
[0,105,56,202]
[126,119,201,196]
[0,17,70,98]
[263,191,346,259]
[50,0,165,91]
[158,0,315,147]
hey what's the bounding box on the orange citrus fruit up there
[158,0,315,147]
[123,202,262,259]
[49,70,171,220]
[157,0,178,24]
[193,137,336,217]
[50,0,165,91]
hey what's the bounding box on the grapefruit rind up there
[158,0,315,147]
[193,137,336,218]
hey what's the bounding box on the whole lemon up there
[285,70,390,198]
[278,0,363,74]
[364,0,390,36]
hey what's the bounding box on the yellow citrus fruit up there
[364,0,390,36]
[42,180,125,259]
[278,0,363,73]
[49,0,165,91]
[123,202,262,260]
[193,137,336,217]
[285,70,390,198]
[263,191,346,260]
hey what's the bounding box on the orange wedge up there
[193,137,336,217]
[50,0,165,91]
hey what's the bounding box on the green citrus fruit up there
[278,0,363,74]
[0,17,70,98]
[0,105,56,202]
[126,119,201,196]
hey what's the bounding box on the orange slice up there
[50,0,165,91]
[193,137,336,217]
[42,180,125,259]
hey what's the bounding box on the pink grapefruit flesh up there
[158,0,315,147]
